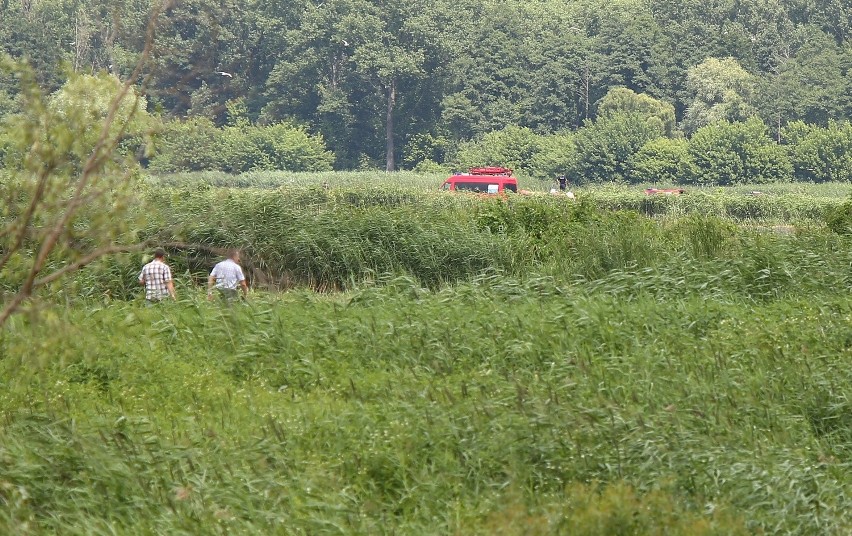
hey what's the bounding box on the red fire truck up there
[441,167,518,194]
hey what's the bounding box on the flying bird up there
[216,71,233,78]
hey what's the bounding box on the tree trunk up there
[385,78,396,172]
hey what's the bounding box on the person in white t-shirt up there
[208,250,248,303]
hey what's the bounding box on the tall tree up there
[597,87,677,137]
[756,28,851,134]
[440,1,537,140]
[585,0,664,97]
[349,3,424,171]
[264,0,450,170]
[513,1,590,131]
[780,0,851,44]
[682,57,758,134]
[139,0,298,122]
[643,0,778,118]
[0,0,75,90]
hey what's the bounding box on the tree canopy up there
[0,0,850,171]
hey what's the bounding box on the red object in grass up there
[644,188,685,196]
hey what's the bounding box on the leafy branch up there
[0,1,174,328]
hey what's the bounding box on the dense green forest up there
[1,0,851,177]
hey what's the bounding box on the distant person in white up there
[208,250,248,303]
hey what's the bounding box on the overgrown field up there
[67,178,851,298]
[2,175,852,534]
[146,170,852,222]
[2,282,851,534]
[145,170,852,198]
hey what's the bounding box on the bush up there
[630,138,696,185]
[412,159,450,174]
[688,118,793,186]
[529,131,574,180]
[454,125,543,176]
[148,120,334,174]
[220,122,335,173]
[148,117,223,173]
[825,197,852,235]
[783,121,852,183]
[568,112,665,184]
[402,132,451,169]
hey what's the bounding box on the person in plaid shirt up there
[138,248,176,303]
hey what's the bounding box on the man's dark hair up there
[153,248,167,259]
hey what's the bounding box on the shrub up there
[783,121,852,183]
[567,112,665,184]
[148,120,334,174]
[220,122,335,173]
[825,196,852,235]
[688,118,793,185]
[454,125,543,176]
[411,159,450,174]
[402,132,451,169]
[529,131,574,180]
[2,72,151,172]
[147,116,223,173]
[630,138,696,185]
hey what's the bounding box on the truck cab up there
[441,167,518,194]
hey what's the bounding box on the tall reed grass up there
[4,177,852,533]
[1,283,850,534]
[68,187,844,302]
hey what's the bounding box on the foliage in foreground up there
[0,60,150,327]
[1,280,850,534]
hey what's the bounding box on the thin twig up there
[0,1,174,328]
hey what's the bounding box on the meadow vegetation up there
[3,2,851,530]
[2,174,852,534]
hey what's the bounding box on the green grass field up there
[2,172,851,534]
